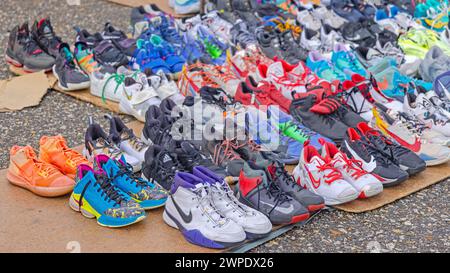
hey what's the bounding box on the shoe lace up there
[113,161,150,189]
[95,174,126,206]
[279,120,315,139]
[343,52,363,73]
[193,184,227,228]
[213,139,242,165]
[203,38,223,59]
[210,182,252,217]
[316,161,343,185]
[272,164,303,192]
[333,154,367,180]
[23,37,44,55]
[101,73,126,103]
[121,129,147,152]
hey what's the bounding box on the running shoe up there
[163,172,246,248]
[39,135,89,180]
[7,145,74,197]
[69,165,146,227]
[341,128,409,187]
[52,43,90,91]
[236,162,310,224]
[74,41,102,74]
[292,140,359,205]
[319,138,383,199]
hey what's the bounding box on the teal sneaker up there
[69,164,146,227]
[331,43,367,77]
[94,154,168,210]
[307,51,347,81]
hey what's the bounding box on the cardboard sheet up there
[0,72,49,112]
[107,0,202,17]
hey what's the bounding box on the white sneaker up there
[403,92,450,137]
[163,172,246,248]
[148,70,185,104]
[297,9,321,31]
[90,71,125,102]
[193,166,272,238]
[201,11,233,44]
[426,90,450,119]
[119,77,161,122]
[320,140,383,198]
[174,0,200,15]
[320,24,343,51]
[293,143,359,205]
[300,28,321,51]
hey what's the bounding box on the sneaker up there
[296,9,322,31]
[142,144,181,191]
[300,28,321,51]
[202,139,245,179]
[163,172,246,248]
[403,92,450,137]
[307,51,347,81]
[119,77,161,122]
[146,69,185,104]
[320,24,343,51]
[93,40,129,68]
[341,127,409,187]
[193,166,272,239]
[73,41,101,74]
[94,154,167,210]
[236,162,310,224]
[331,0,366,22]
[84,118,141,171]
[357,122,427,174]
[290,91,349,143]
[331,43,367,78]
[256,27,283,60]
[312,5,348,29]
[69,165,146,227]
[105,115,149,165]
[372,106,450,166]
[173,0,200,14]
[39,135,89,180]
[5,23,55,72]
[31,18,62,58]
[267,161,325,211]
[419,46,450,83]
[90,70,126,102]
[292,141,359,205]
[142,104,178,146]
[52,43,90,91]
[319,139,383,199]
[7,145,74,197]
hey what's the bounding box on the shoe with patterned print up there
[69,164,146,227]
[93,154,167,210]
[74,41,101,74]
[292,140,359,205]
[7,145,74,197]
[83,117,141,172]
[319,138,383,199]
[39,135,89,180]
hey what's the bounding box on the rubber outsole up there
[7,171,73,197]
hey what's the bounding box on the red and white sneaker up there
[245,76,291,113]
[227,47,272,80]
[234,82,278,110]
[292,141,358,205]
[319,138,383,199]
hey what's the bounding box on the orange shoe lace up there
[213,139,242,165]
[55,136,87,169]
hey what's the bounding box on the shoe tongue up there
[148,75,161,89]
[38,19,53,34]
[160,151,175,167]
[267,62,286,79]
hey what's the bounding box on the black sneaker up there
[278,30,307,62]
[256,27,282,59]
[142,105,176,146]
[74,26,102,49]
[357,122,426,176]
[230,20,257,49]
[330,100,367,128]
[31,18,62,58]
[341,127,409,187]
[142,145,181,191]
[93,40,128,68]
[290,93,349,143]
[102,23,136,57]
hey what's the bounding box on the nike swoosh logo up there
[260,201,294,214]
[345,141,377,172]
[171,195,192,223]
[304,165,321,189]
[378,123,421,152]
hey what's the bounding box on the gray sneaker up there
[52,43,90,91]
[5,23,55,72]
[419,46,450,83]
[235,162,310,225]
[256,27,282,59]
[201,139,245,179]
[267,162,325,212]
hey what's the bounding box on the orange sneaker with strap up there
[39,135,89,180]
[7,145,74,197]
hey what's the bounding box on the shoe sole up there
[52,66,90,91]
[69,193,146,228]
[7,171,73,197]
[5,54,52,73]
[424,154,450,167]
[163,210,243,249]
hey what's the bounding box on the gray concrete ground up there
[0,0,448,253]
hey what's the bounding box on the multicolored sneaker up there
[69,165,146,227]
[7,145,74,197]
[74,41,101,74]
[331,43,367,78]
[31,18,62,58]
[52,43,90,91]
[39,135,89,180]
[94,154,167,209]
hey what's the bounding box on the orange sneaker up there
[7,145,74,197]
[39,135,89,180]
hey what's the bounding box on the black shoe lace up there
[94,174,126,207]
[358,138,393,166]
[273,164,303,192]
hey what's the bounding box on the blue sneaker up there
[149,34,186,74]
[153,15,183,49]
[69,164,146,227]
[196,25,227,65]
[307,51,347,81]
[331,43,367,77]
[181,32,205,64]
[130,39,171,74]
[94,154,168,210]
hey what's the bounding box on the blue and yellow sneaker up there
[94,154,168,210]
[331,43,367,78]
[69,164,146,228]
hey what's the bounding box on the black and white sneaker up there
[142,144,181,191]
[341,127,409,187]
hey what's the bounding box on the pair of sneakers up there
[7,135,89,197]
[164,165,272,249]
[70,154,167,227]
[84,115,149,172]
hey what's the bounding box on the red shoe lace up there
[213,139,242,165]
[337,154,367,180]
[317,161,343,185]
